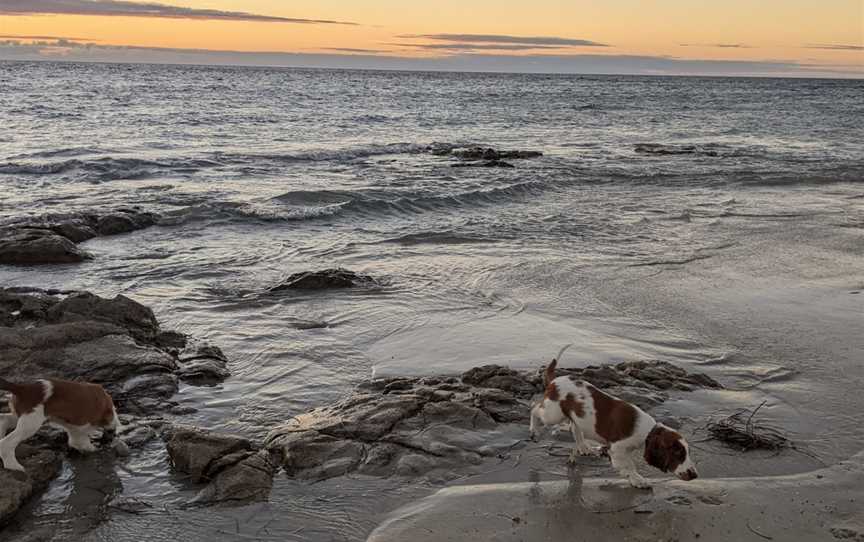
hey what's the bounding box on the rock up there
[0,228,92,265]
[0,445,63,526]
[165,426,255,483]
[451,160,515,168]
[634,143,719,157]
[0,208,157,267]
[266,360,720,482]
[96,211,156,235]
[0,288,229,411]
[270,268,378,291]
[193,450,278,505]
[450,147,543,160]
[45,291,160,341]
[176,359,231,384]
[164,426,276,505]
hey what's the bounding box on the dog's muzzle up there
[678,468,698,481]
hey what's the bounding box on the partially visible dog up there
[0,377,124,472]
[529,345,698,488]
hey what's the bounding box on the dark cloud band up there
[0,0,356,24]
[398,33,608,47]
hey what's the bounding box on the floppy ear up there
[644,429,671,472]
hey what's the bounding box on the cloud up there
[322,47,388,54]
[0,39,860,78]
[0,34,95,41]
[805,44,864,51]
[680,43,751,48]
[391,42,564,51]
[0,0,356,24]
[398,33,609,47]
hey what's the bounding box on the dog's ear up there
[644,427,687,473]
[644,427,676,472]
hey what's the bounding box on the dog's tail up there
[543,344,573,386]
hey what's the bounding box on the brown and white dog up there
[529,345,698,488]
[0,377,123,472]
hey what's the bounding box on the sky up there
[0,0,862,77]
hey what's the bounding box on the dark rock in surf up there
[164,426,277,505]
[451,160,515,168]
[0,208,158,266]
[450,147,543,160]
[0,228,92,265]
[96,210,157,236]
[634,143,719,157]
[270,268,378,291]
[264,360,720,482]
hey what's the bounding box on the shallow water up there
[1,61,863,540]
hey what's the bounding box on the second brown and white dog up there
[0,377,124,472]
[529,345,698,488]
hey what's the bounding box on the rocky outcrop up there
[265,361,720,482]
[0,288,230,410]
[425,143,543,167]
[165,426,278,505]
[634,143,719,157]
[270,268,378,291]
[0,209,157,265]
[450,147,543,160]
[451,160,515,169]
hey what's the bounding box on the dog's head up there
[644,424,698,481]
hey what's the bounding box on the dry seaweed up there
[705,401,791,451]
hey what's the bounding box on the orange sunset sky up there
[1,0,862,76]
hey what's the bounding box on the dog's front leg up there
[609,443,650,489]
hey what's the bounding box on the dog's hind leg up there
[567,421,597,463]
[529,404,543,441]
[0,406,46,471]
[0,413,19,438]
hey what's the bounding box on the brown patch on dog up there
[546,381,560,401]
[561,392,584,419]
[0,378,46,415]
[45,380,116,427]
[588,384,637,444]
[0,378,115,426]
[644,425,687,473]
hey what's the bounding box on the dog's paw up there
[576,445,601,457]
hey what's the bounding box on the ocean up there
[1,61,863,540]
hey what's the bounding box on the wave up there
[378,230,499,245]
[0,142,474,182]
[165,177,562,227]
[0,156,223,181]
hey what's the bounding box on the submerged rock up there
[0,209,157,266]
[164,426,277,505]
[265,361,720,482]
[270,268,378,291]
